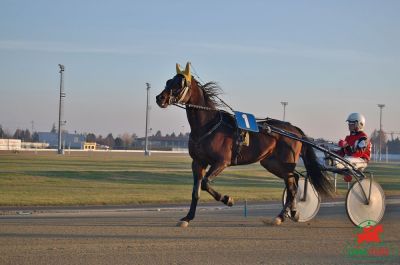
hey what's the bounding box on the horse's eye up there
[172,86,181,96]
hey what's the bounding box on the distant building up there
[0,139,21,151]
[83,142,96,150]
[134,134,189,151]
[37,132,85,149]
[21,142,49,149]
[0,139,49,150]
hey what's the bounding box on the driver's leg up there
[344,156,368,171]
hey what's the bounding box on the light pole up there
[58,64,66,155]
[377,104,385,161]
[144,83,151,156]
[281,102,288,121]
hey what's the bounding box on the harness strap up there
[177,85,190,104]
[189,112,223,145]
[168,83,190,105]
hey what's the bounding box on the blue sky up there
[1,0,399,140]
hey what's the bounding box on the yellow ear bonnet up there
[175,62,192,83]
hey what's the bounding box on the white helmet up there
[346,113,366,131]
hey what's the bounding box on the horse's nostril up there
[156,95,166,106]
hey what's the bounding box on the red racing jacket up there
[337,131,371,161]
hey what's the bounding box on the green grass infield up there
[0,151,399,206]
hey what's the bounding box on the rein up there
[173,103,219,111]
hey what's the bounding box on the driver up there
[331,113,371,173]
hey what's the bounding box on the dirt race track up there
[1,198,399,265]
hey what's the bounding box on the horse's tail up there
[298,131,333,197]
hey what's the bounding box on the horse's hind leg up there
[201,162,234,207]
[260,157,299,224]
[285,172,299,219]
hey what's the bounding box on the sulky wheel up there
[346,178,385,227]
[282,177,321,222]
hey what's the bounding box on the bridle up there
[166,75,228,144]
[167,76,191,105]
[168,75,233,113]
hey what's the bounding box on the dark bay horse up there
[156,62,332,227]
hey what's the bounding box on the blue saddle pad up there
[234,111,259,132]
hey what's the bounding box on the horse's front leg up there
[177,160,207,227]
[201,162,234,207]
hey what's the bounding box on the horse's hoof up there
[227,197,234,207]
[272,216,283,226]
[177,220,189,228]
[222,195,234,207]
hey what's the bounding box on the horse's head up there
[156,62,192,108]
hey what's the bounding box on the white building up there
[0,139,21,151]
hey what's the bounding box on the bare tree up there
[370,129,387,153]
[121,133,132,148]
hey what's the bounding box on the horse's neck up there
[186,85,218,132]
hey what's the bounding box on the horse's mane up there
[196,80,224,108]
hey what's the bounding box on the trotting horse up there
[156,62,332,227]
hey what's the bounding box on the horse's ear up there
[183,62,192,83]
[176,63,182,74]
